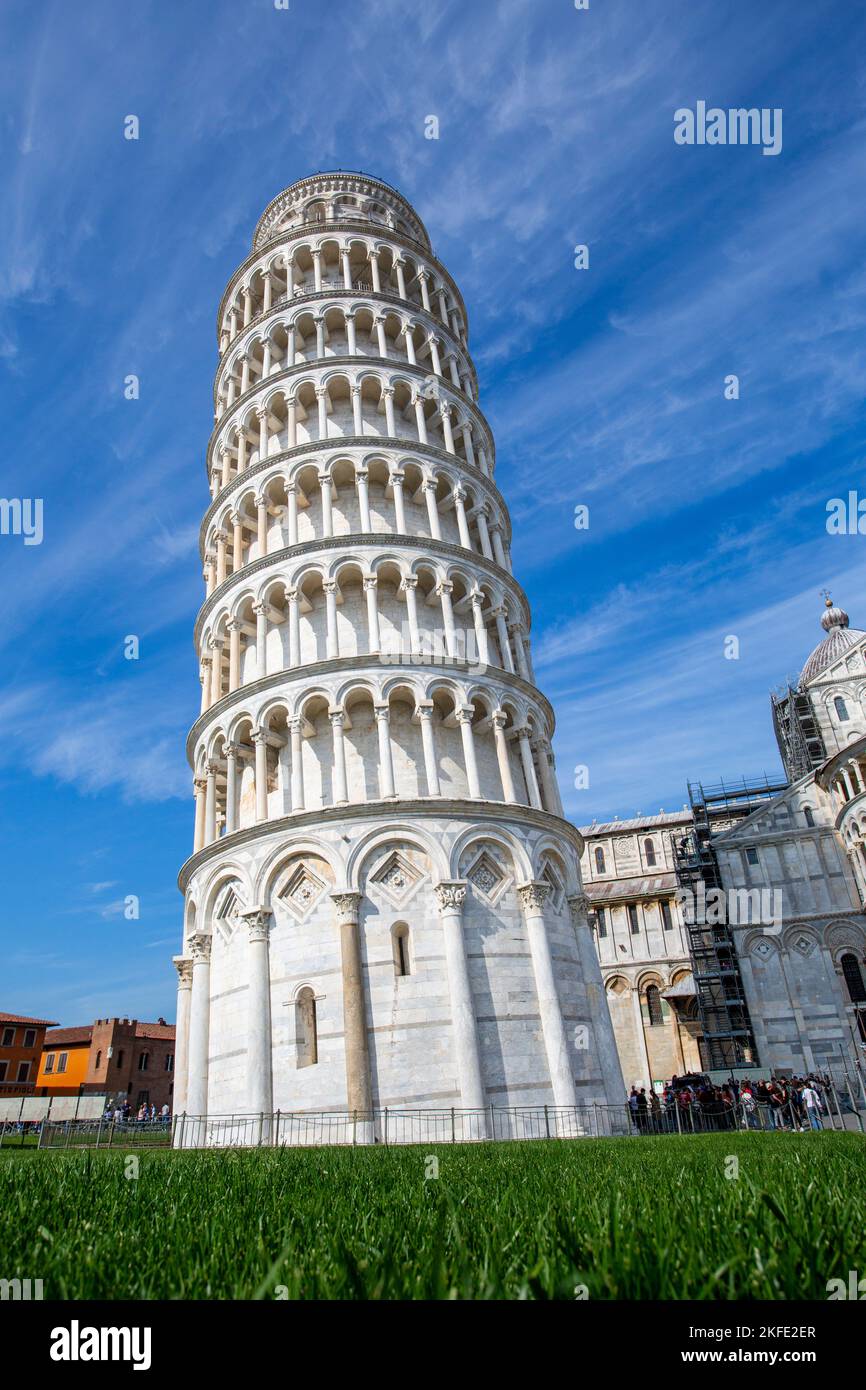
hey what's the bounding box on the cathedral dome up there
[800,596,865,685]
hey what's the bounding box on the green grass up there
[1,1132,863,1299]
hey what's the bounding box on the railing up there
[4,1094,860,1152]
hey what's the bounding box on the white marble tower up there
[173,172,624,1141]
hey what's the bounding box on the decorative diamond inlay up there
[752,938,774,960]
[466,850,509,905]
[278,863,327,922]
[540,860,566,914]
[214,881,244,942]
[370,849,423,907]
[794,934,816,957]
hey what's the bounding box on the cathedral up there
[172,173,624,1142]
[580,596,866,1095]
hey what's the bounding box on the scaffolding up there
[771,682,826,782]
[674,775,788,1071]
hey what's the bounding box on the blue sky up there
[2,0,866,1025]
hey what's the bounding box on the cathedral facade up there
[172,173,624,1140]
[582,598,866,1093]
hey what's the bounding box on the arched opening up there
[392,922,411,978]
[646,984,664,1027]
[296,988,318,1067]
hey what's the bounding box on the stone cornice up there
[177,798,585,894]
[215,287,476,396]
[206,357,493,474]
[193,532,531,646]
[217,219,468,344]
[200,441,511,553]
[184,651,557,765]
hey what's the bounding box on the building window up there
[138,1053,149,1072]
[95,1050,102,1069]
[803,806,815,827]
[57,1053,68,1074]
[23,1029,36,1049]
[646,985,664,1026]
[595,907,607,939]
[745,848,759,866]
[594,847,606,874]
[17,1062,30,1083]
[165,1054,174,1072]
[297,988,318,1068]
[627,904,640,934]
[392,923,411,978]
[116,1050,124,1068]
[0,1062,7,1082]
[834,696,849,722]
[660,900,673,931]
[841,953,866,1004]
[644,838,657,867]
[1,1028,14,1047]
[44,1053,55,1074]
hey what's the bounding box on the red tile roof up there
[135,1022,175,1040]
[0,1012,59,1027]
[44,1026,93,1047]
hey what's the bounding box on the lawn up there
[2,1132,863,1300]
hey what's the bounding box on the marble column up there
[184,933,212,1144]
[241,907,273,1140]
[434,882,487,1128]
[518,882,577,1111]
[331,892,374,1142]
[172,956,193,1117]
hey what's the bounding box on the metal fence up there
[168,1094,863,1150]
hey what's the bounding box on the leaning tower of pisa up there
[173,172,624,1142]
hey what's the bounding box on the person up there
[649,1089,661,1132]
[636,1087,649,1134]
[801,1081,824,1130]
[160,1102,170,1123]
[627,1087,640,1133]
[740,1084,758,1130]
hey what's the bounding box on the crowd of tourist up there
[103,1101,171,1125]
[626,1073,842,1133]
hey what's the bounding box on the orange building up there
[37,1017,176,1110]
[0,1013,59,1096]
[36,1025,92,1094]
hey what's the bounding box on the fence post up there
[490,1102,495,1142]
[352,1110,357,1147]
[450,1106,455,1144]
[274,1110,280,1148]
[544,1104,550,1139]
[383,1106,389,1146]
[842,1067,864,1133]
[96,1115,103,1149]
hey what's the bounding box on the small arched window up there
[841,953,866,1004]
[116,1050,124,1069]
[803,806,815,827]
[644,838,657,867]
[95,1050,102,1069]
[834,696,849,722]
[393,923,411,978]
[646,985,664,1026]
[595,847,606,873]
[297,988,318,1068]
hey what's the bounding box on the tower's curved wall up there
[174,172,624,1134]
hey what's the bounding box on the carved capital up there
[567,894,591,927]
[363,575,378,592]
[517,881,550,915]
[331,891,362,924]
[241,906,272,943]
[173,956,193,988]
[434,881,467,914]
[188,932,212,965]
